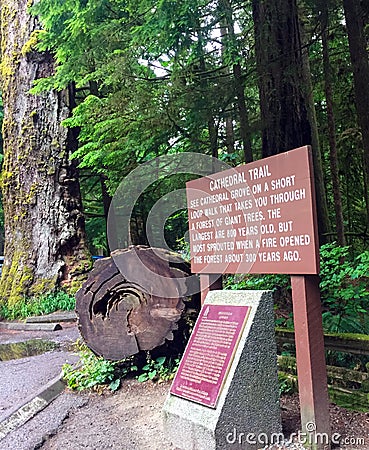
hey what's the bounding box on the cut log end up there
[76,246,198,360]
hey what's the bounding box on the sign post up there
[199,274,222,304]
[291,275,331,442]
[185,146,331,447]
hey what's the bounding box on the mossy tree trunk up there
[0,0,92,306]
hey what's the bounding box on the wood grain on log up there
[76,246,196,360]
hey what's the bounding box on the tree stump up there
[76,246,198,360]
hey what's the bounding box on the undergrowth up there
[225,243,369,335]
[0,290,75,320]
[62,341,138,392]
[136,354,180,383]
[62,344,180,392]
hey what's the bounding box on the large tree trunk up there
[233,63,253,163]
[299,12,331,244]
[219,22,236,156]
[343,0,369,227]
[0,0,91,306]
[252,0,311,155]
[252,0,330,241]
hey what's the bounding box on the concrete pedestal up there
[163,290,281,450]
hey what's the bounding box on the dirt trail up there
[40,380,174,450]
[1,322,369,450]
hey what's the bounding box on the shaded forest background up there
[0,0,369,326]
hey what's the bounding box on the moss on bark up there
[0,0,91,307]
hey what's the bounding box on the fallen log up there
[25,311,77,324]
[275,327,369,355]
[76,246,199,360]
[0,322,62,332]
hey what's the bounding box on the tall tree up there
[342,0,369,227]
[252,0,330,240]
[319,1,346,246]
[219,0,253,163]
[252,0,311,154]
[0,0,91,306]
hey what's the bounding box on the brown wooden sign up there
[186,146,319,275]
[170,304,250,408]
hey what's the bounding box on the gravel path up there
[1,322,369,450]
[0,350,79,422]
[36,381,174,450]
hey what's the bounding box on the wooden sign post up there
[186,146,331,447]
[199,274,222,304]
[291,275,331,442]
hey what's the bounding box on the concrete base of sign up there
[163,290,281,450]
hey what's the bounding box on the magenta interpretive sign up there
[170,304,250,408]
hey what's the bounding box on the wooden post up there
[291,275,331,448]
[200,274,222,305]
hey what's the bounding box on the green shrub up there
[223,273,290,291]
[0,290,75,320]
[137,354,180,382]
[224,244,369,335]
[278,372,298,395]
[63,344,179,391]
[319,243,369,334]
[62,341,137,391]
[224,273,292,327]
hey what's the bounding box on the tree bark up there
[252,0,311,155]
[219,22,236,156]
[219,0,253,162]
[233,63,253,163]
[252,0,330,241]
[342,0,369,227]
[0,0,91,306]
[100,174,112,254]
[299,12,331,244]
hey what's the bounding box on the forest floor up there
[4,379,368,450]
[1,322,369,449]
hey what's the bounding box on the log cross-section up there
[76,246,194,360]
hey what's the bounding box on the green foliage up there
[137,354,180,383]
[29,0,369,262]
[225,273,293,328]
[62,341,136,391]
[278,372,298,395]
[175,236,191,262]
[319,243,369,334]
[224,243,369,335]
[31,0,259,185]
[0,290,75,320]
[224,273,290,292]
[63,346,179,391]
[277,356,298,394]
[85,216,108,255]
